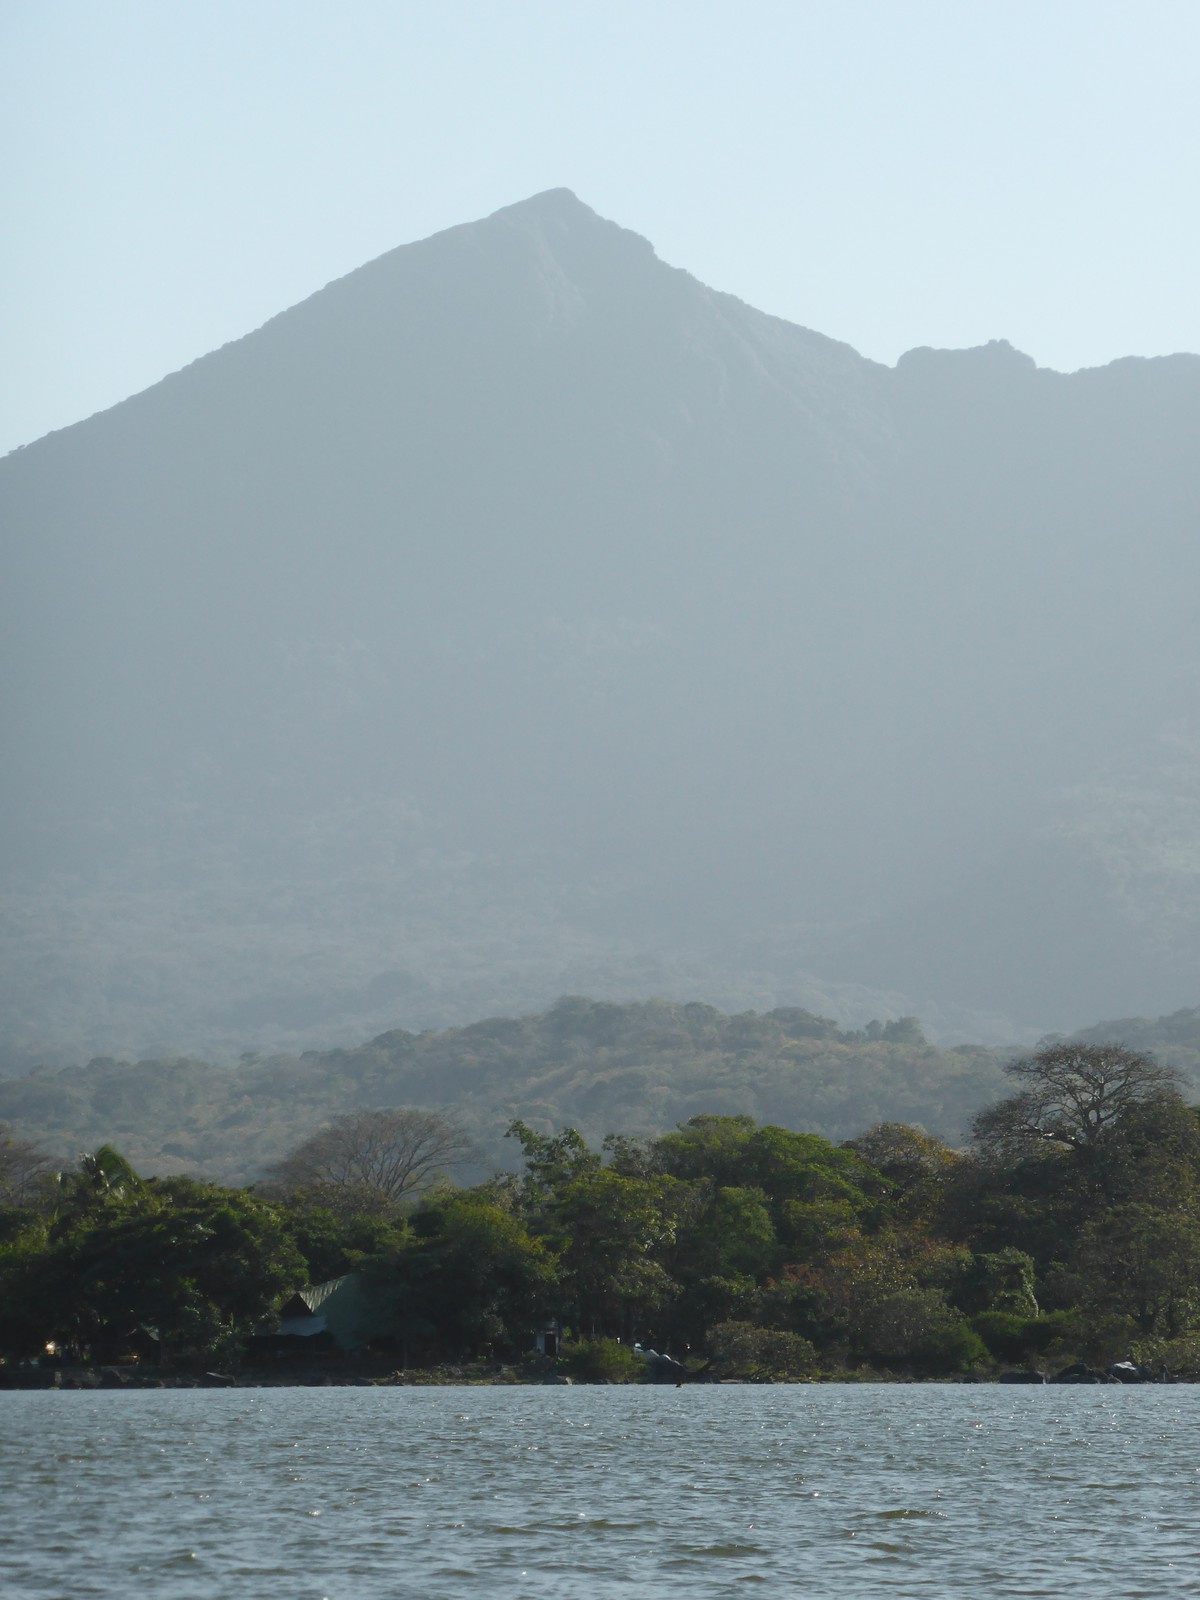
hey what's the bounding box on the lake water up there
[3,1384,1199,1598]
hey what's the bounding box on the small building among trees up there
[250,1273,395,1359]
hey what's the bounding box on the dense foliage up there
[5,1041,1200,1380]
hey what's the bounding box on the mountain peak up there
[896,338,1036,374]
[479,187,649,253]
[493,186,589,216]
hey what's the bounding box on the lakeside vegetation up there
[4,1041,1200,1384]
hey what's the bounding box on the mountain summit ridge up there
[12,190,1197,467]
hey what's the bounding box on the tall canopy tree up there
[972,1043,1183,1159]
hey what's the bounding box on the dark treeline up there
[3,1043,1199,1383]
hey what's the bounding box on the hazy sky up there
[3,0,1198,457]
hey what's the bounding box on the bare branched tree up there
[972,1042,1183,1159]
[267,1108,475,1212]
[0,1122,55,1206]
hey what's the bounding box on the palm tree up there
[55,1145,144,1218]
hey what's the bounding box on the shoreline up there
[2,1363,1185,1391]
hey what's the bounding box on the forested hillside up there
[4,996,1198,1186]
[0,998,994,1181]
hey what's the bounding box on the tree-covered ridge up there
[5,1042,1200,1382]
[0,997,1008,1183]
[1069,1006,1200,1070]
[5,997,1200,1187]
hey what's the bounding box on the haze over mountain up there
[3,189,1198,1065]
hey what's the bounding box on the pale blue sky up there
[3,0,1198,456]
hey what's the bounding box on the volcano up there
[2,189,1198,1062]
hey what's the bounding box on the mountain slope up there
[2,190,1197,1060]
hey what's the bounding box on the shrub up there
[560,1338,645,1383]
[707,1321,817,1381]
[1022,1309,1077,1354]
[971,1310,1031,1363]
[1130,1334,1200,1378]
[911,1319,987,1375]
[972,1308,1078,1364]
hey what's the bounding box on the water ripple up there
[3,1385,1200,1597]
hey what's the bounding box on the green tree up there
[650,1115,759,1187]
[379,1193,557,1362]
[810,1231,972,1370]
[280,1202,408,1284]
[666,1183,776,1348]
[548,1167,684,1342]
[652,1117,880,1258]
[505,1121,602,1197]
[1064,1205,1200,1341]
[843,1123,961,1225]
[505,1125,687,1343]
[680,1185,777,1280]
[0,1177,304,1365]
[560,1337,645,1383]
[954,1247,1039,1317]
